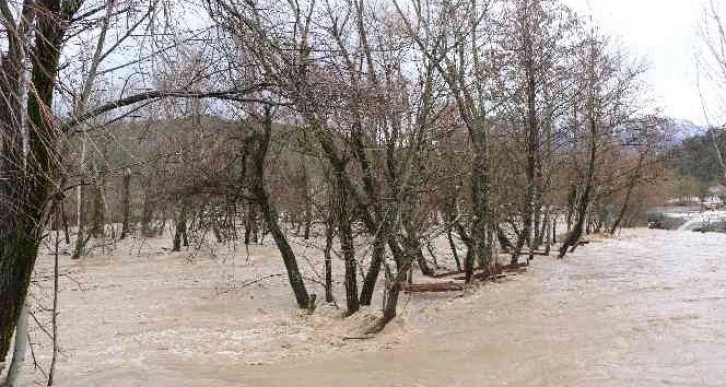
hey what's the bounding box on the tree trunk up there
[250,108,311,309]
[365,282,401,335]
[89,165,105,239]
[495,224,514,252]
[244,202,259,244]
[332,165,359,315]
[0,232,39,368]
[447,227,462,271]
[4,304,27,387]
[71,177,87,259]
[610,157,644,234]
[339,215,359,315]
[0,0,75,362]
[359,231,385,305]
[560,115,598,258]
[172,200,188,252]
[468,126,492,279]
[257,188,311,308]
[301,154,313,240]
[365,265,408,335]
[323,213,334,303]
[120,168,132,240]
[141,188,155,238]
[407,237,434,277]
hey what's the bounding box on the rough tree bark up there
[1,0,78,364]
[172,199,189,252]
[333,169,360,315]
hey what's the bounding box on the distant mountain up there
[665,118,707,146]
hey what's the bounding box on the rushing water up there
[230,229,726,386]
[61,229,726,386]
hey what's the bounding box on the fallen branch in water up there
[240,273,284,288]
[401,282,467,293]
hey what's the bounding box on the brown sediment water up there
[27,229,726,386]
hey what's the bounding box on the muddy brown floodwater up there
[27,229,726,386]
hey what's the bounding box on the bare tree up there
[0,0,272,368]
[699,0,726,182]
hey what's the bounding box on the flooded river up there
[232,229,726,386]
[55,229,726,386]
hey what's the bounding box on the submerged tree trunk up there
[359,231,385,306]
[560,116,598,258]
[172,200,189,252]
[4,304,27,387]
[0,0,71,361]
[256,188,311,308]
[0,232,41,373]
[365,256,411,335]
[249,108,311,309]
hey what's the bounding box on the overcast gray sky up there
[563,0,707,125]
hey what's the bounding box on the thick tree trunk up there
[359,231,385,305]
[365,282,401,335]
[541,210,551,256]
[365,240,416,333]
[303,209,312,240]
[468,127,492,280]
[1,0,73,363]
[172,200,188,252]
[336,175,360,315]
[256,188,311,308]
[4,304,27,387]
[140,189,155,237]
[0,232,39,367]
[406,237,434,277]
[339,218,359,315]
[250,108,311,309]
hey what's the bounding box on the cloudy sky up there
[563,0,708,125]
